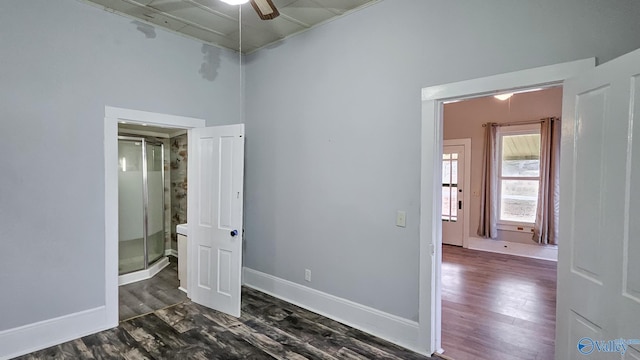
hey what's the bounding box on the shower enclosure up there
[118,136,166,280]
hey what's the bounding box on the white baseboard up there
[0,306,111,360]
[165,248,178,257]
[468,237,558,261]
[242,267,422,354]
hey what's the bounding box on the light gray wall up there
[0,0,240,331]
[243,0,640,321]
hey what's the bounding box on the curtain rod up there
[482,118,559,127]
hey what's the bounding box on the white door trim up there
[419,58,595,355]
[104,106,205,327]
[442,139,471,248]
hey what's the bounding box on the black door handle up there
[230,229,238,237]
[458,201,462,210]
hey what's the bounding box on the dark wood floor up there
[119,256,187,321]
[17,287,433,359]
[19,247,552,360]
[440,245,557,360]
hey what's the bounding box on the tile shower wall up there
[170,134,188,251]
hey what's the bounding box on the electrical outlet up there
[305,269,311,282]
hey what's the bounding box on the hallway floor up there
[440,245,557,360]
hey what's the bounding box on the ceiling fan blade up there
[250,0,280,20]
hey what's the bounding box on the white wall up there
[243,0,640,322]
[0,0,240,332]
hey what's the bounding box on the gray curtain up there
[533,117,561,245]
[477,123,498,239]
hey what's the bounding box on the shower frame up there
[118,135,166,274]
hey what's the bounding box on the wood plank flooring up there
[119,256,187,321]
[440,245,557,360]
[18,247,552,360]
[17,287,433,359]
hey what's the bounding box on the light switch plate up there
[396,210,406,227]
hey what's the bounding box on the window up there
[498,125,541,224]
[442,152,458,222]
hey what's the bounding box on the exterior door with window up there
[442,145,464,246]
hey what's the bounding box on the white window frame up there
[496,124,541,228]
[441,151,460,223]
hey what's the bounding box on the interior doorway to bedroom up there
[439,87,561,359]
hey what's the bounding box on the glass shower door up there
[118,140,145,274]
[146,142,165,265]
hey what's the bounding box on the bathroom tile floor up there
[119,256,187,321]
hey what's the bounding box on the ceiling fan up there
[220,0,280,20]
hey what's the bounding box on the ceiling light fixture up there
[220,0,249,5]
[494,93,514,101]
[219,0,279,20]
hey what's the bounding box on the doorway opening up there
[439,86,562,359]
[116,123,190,321]
[439,87,562,359]
[417,58,595,357]
[104,107,205,325]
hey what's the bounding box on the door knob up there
[230,229,239,237]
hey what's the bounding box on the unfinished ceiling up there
[85,0,379,53]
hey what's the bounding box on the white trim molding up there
[242,267,425,356]
[468,237,558,261]
[105,106,204,128]
[420,58,595,354]
[0,306,109,360]
[421,58,595,101]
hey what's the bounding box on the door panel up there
[188,124,245,317]
[218,249,232,295]
[621,71,640,344]
[442,144,464,246]
[118,140,145,274]
[569,313,603,358]
[198,246,212,289]
[558,48,640,359]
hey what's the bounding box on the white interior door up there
[557,48,640,359]
[187,124,245,317]
[442,144,464,246]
